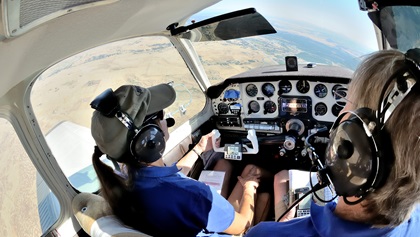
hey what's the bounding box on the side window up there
[0,119,60,235]
[30,36,206,192]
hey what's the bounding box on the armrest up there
[72,192,151,237]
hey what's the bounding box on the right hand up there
[194,131,220,154]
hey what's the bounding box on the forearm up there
[176,146,202,175]
[224,186,257,234]
[238,186,257,227]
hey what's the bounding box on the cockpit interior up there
[0,0,419,236]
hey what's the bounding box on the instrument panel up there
[206,65,352,171]
[211,79,348,132]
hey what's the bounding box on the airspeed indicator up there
[246,84,258,97]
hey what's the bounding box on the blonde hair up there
[347,49,420,226]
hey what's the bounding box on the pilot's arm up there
[201,167,259,235]
[176,130,219,175]
[223,170,260,235]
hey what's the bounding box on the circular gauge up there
[332,85,348,99]
[262,83,275,97]
[332,104,344,117]
[248,100,260,114]
[246,84,258,97]
[314,84,328,98]
[296,79,310,94]
[264,101,277,114]
[314,102,328,116]
[217,103,229,114]
[332,85,348,107]
[332,84,343,96]
[279,80,292,94]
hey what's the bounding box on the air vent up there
[20,0,101,27]
[36,172,60,233]
[1,0,117,38]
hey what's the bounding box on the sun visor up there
[364,4,420,51]
[169,8,276,42]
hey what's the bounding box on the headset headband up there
[377,50,419,127]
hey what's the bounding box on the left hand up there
[194,131,220,154]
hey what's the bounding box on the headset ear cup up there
[130,124,166,163]
[371,127,393,190]
[326,108,382,197]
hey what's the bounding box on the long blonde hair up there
[348,49,420,226]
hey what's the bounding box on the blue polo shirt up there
[245,201,420,237]
[132,164,234,237]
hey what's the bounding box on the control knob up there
[284,136,296,150]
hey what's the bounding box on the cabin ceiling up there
[0,0,221,98]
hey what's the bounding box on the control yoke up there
[212,129,259,154]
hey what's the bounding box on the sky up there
[195,0,378,51]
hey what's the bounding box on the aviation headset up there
[90,88,171,163]
[323,48,420,204]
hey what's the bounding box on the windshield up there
[189,0,377,85]
[30,36,207,193]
